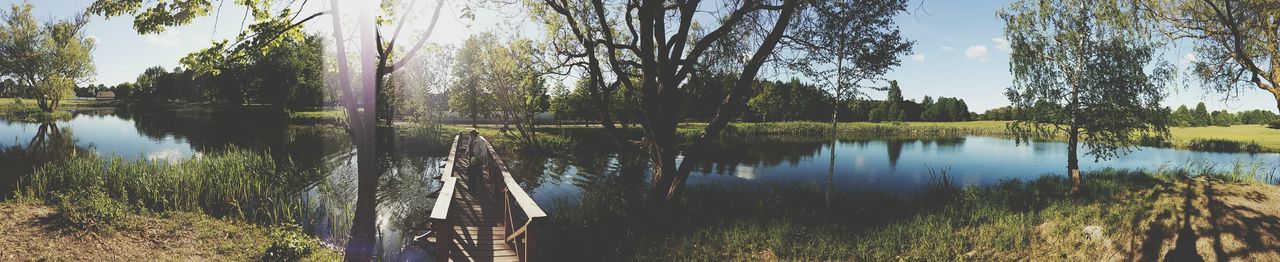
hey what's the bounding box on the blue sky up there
[6,0,1277,113]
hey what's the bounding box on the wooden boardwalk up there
[426,132,545,262]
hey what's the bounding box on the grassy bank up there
[9,148,341,259]
[544,167,1280,260]
[469,121,1280,153]
[0,200,340,261]
[0,98,119,109]
[23,148,320,225]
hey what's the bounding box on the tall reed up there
[23,147,320,225]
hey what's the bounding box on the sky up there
[5,0,1277,113]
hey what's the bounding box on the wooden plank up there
[430,177,458,220]
[452,245,518,257]
[449,254,520,262]
[476,136,547,218]
[429,135,463,220]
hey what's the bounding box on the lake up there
[1,108,1277,260]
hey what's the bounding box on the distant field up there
[0,98,115,108]
[875,121,1280,152]
[453,120,1280,153]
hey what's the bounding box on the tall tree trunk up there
[1067,127,1081,194]
[341,2,381,260]
[646,0,797,207]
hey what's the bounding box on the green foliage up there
[25,148,319,225]
[1144,0,1280,112]
[1002,0,1174,163]
[920,97,970,122]
[449,33,495,125]
[128,33,326,108]
[54,189,133,232]
[1,106,72,122]
[0,1,96,112]
[550,79,596,122]
[783,0,913,126]
[746,78,832,122]
[255,34,325,109]
[261,224,317,262]
[1168,103,1277,127]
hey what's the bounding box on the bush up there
[261,224,317,262]
[55,190,132,232]
[1268,120,1280,129]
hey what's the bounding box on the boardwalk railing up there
[430,132,547,261]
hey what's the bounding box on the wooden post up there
[433,217,449,260]
[525,219,538,262]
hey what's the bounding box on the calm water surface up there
[1,109,1277,260]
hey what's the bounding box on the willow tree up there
[1001,0,1174,194]
[0,2,95,112]
[1143,0,1280,113]
[528,0,802,206]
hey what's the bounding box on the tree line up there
[543,76,975,125]
[1168,102,1278,127]
[110,34,327,110]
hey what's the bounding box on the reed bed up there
[23,148,320,225]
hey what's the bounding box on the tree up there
[784,0,912,134]
[1143,0,1280,113]
[1002,0,1174,194]
[485,37,554,147]
[0,1,95,112]
[112,82,133,100]
[255,34,325,109]
[1194,102,1211,126]
[529,0,803,206]
[89,0,455,259]
[450,34,495,127]
[920,95,935,120]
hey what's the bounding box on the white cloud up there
[143,30,184,47]
[992,38,1011,52]
[910,53,926,62]
[1183,53,1198,63]
[965,45,989,62]
[941,46,956,52]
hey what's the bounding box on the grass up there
[0,106,72,122]
[543,166,1276,260]
[466,121,1280,153]
[0,200,341,261]
[22,147,321,226]
[289,109,346,125]
[0,98,118,108]
[9,148,343,259]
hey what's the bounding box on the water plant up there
[23,147,321,226]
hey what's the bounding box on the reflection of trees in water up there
[688,137,830,175]
[0,123,89,198]
[536,149,649,260]
[121,107,350,170]
[307,126,449,261]
[682,136,967,175]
